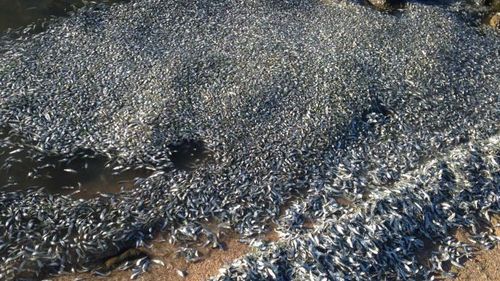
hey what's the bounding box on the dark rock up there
[366,0,404,11]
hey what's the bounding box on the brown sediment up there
[264,229,281,242]
[137,234,249,281]
[49,215,500,281]
[414,213,500,281]
[302,218,317,230]
[52,192,306,281]
[414,221,500,280]
[53,233,250,281]
[455,227,500,281]
[334,196,353,207]
[53,199,500,281]
[453,228,471,244]
[53,222,284,281]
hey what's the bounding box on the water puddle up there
[0,0,127,34]
[0,126,153,199]
[0,127,212,199]
[168,139,210,171]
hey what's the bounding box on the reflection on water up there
[0,126,211,199]
[0,0,124,32]
[0,126,152,199]
[168,139,209,171]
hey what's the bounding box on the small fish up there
[63,168,78,174]
[176,269,187,278]
[151,259,165,266]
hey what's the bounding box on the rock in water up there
[366,0,404,11]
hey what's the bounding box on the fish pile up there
[0,0,499,280]
[214,136,500,280]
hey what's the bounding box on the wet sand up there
[53,229,281,281]
[455,227,500,281]
[54,236,250,281]
[54,242,500,281]
[456,246,500,281]
[51,225,500,281]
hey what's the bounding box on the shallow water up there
[0,126,209,198]
[0,0,123,32]
[168,139,209,171]
[0,126,152,199]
